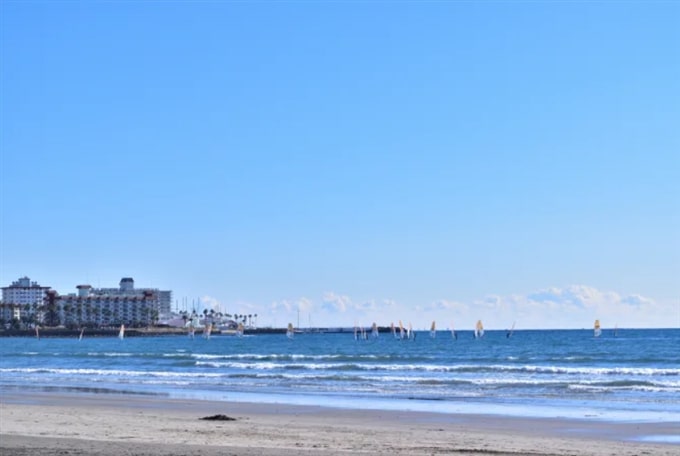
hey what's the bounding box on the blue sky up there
[1,1,678,329]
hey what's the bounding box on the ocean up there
[1,328,678,423]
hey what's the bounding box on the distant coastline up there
[0,326,369,338]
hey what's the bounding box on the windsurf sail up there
[594,319,602,338]
[399,320,405,340]
[118,324,125,340]
[287,323,295,339]
[474,320,484,339]
[79,328,84,341]
[35,326,40,340]
[451,321,457,340]
[430,321,436,338]
[371,322,379,338]
[391,322,397,339]
[507,321,515,338]
[204,323,213,339]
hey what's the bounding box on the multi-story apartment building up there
[1,276,172,328]
[0,276,50,325]
[87,278,172,315]
[56,277,172,328]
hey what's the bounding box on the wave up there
[190,361,680,376]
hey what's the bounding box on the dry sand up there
[1,391,678,455]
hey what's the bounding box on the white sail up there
[594,320,602,338]
[118,324,125,340]
[371,322,379,338]
[286,323,295,339]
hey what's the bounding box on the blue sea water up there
[1,329,679,422]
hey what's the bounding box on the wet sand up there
[1,391,678,455]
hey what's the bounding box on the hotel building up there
[0,276,50,324]
[1,276,172,328]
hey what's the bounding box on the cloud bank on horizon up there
[201,285,678,330]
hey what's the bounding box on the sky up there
[1,1,678,330]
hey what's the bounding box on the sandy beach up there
[1,391,678,455]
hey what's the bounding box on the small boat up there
[118,324,125,340]
[474,320,484,339]
[286,323,295,339]
[594,319,602,338]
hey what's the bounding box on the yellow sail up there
[475,320,484,338]
[594,319,602,337]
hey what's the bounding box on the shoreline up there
[2,391,678,455]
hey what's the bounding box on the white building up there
[55,277,172,327]
[1,276,50,324]
[1,276,173,329]
[85,278,172,315]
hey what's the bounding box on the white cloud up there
[372,286,674,330]
[270,299,294,313]
[488,285,677,329]
[321,292,352,313]
[200,295,222,312]
[228,286,677,329]
[298,297,314,313]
